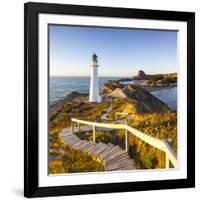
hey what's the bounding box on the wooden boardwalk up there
[60,127,136,171]
[71,118,178,168]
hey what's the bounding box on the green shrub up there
[143,153,158,169]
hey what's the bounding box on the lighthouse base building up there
[89,53,101,103]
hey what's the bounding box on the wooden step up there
[106,159,133,171]
[106,152,128,165]
[98,145,115,158]
[101,147,122,160]
[82,142,95,152]
[78,140,88,150]
[86,143,98,154]
[62,133,76,141]
[93,143,108,155]
[62,135,77,144]
[59,130,136,171]
[67,137,81,146]
[72,140,85,149]
[107,143,114,147]
[81,142,91,152]
[89,143,104,155]
[104,150,126,163]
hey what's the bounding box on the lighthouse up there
[89,53,101,103]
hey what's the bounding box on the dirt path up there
[101,98,112,120]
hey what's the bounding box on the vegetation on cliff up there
[128,112,177,169]
[102,81,169,113]
[49,79,177,172]
[133,70,177,81]
[104,84,177,169]
[49,146,104,174]
[49,96,109,174]
[132,70,177,87]
[74,111,177,169]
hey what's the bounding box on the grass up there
[75,111,177,169]
[49,146,104,174]
[49,94,177,170]
[127,112,177,168]
[49,98,110,174]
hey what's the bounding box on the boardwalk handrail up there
[71,118,178,168]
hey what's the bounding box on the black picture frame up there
[24,2,195,198]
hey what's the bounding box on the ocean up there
[49,76,177,110]
[49,77,119,106]
[151,87,177,110]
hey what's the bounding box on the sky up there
[49,25,177,77]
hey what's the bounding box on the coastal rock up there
[117,77,133,82]
[50,80,169,116]
[65,91,88,101]
[107,84,169,113]
[50,91,88,113]
[133,70,177,85]
[137,70,146,78]
[133,70,148,80]
[101,80,123,94]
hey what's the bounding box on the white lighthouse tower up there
[89,53,101,103]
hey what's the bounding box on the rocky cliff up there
[101,80,169,114]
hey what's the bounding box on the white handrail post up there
[125,129,129,152]
[77,122,80,132]
[93,125,96,142]
[71,121,74,133]
[165,138,174,168]
[165,153,170,168]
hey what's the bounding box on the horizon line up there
[50,75,126,78]
[50,71,177,78]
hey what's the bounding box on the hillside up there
[102,80,169,113]
[49,81,177,171]
[133,70,177,81]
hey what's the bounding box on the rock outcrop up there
[133,70,150,80]
[133,70,177,84]
[51,79,170,116]
[102,82,169,114]
[50,91,88,113]
[101,80,123,94]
